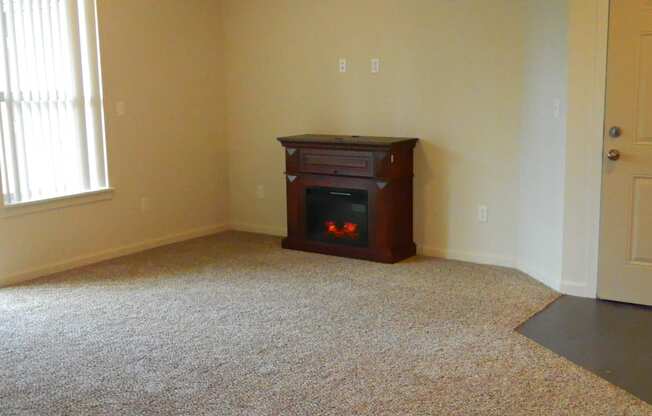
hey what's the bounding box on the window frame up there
[0,0,112,211]
[0,186,113,218]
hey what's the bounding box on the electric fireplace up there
[278,134,418,263]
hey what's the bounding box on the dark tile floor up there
[518,295,652,404]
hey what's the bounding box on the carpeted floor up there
[1,232,650,415]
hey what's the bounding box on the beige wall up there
[223,0,527,266]
[0,0,229,286]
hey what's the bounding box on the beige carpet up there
[1,231,650,415]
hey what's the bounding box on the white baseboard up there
[418,245,516,269]
[225,226,592,298]
[227,226,517,269]
[4,221,593,299]
[559,280,593,298]
[517,262,561,292]
[229,222,286,237]
[226,226,514,271]
[1,223,229,288]
[418,246,569,295]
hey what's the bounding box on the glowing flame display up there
[324,220,359,239]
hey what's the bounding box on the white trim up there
[517,262,561,292]
[0,217,568,294]
[226,224,519,269]
[419,247,563,292]
[0,223,229,288]
[418,245,516,269]
[589,0,610,298]
[229,221,287,237]
[0,188,114,219]
[560,279,591,298]
[227,222,519,269]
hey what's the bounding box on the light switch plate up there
[478,205,488,223]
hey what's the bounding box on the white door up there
[598,0,652,306]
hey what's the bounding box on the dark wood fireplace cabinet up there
[277,134,418,263]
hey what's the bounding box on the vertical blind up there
[0,0,107,205]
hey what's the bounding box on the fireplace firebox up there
[306,187,369,247]
[278,134,418,263]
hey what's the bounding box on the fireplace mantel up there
[278,134,418,263]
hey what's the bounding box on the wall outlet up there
[478,205,488,223]
[256,185,265,199]
[553,99,561,119]
[140,197,151,213]
[338,58,347,73]
[116,101,126,116]
[371,58,380,73]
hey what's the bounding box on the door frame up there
[560,0,609,298]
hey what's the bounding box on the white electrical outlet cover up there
[553,99,561,119]
[371,58,380,73]
[338,58,347,73]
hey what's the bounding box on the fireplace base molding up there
[278,134,418,263]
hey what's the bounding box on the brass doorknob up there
[607,149,620,161]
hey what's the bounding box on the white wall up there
[517,0,568,291]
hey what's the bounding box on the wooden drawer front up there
[299,149,374,177]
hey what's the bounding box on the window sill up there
[0,188,114,219]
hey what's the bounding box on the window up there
[0,0,107,206]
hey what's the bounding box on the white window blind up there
[0,0,107,205]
